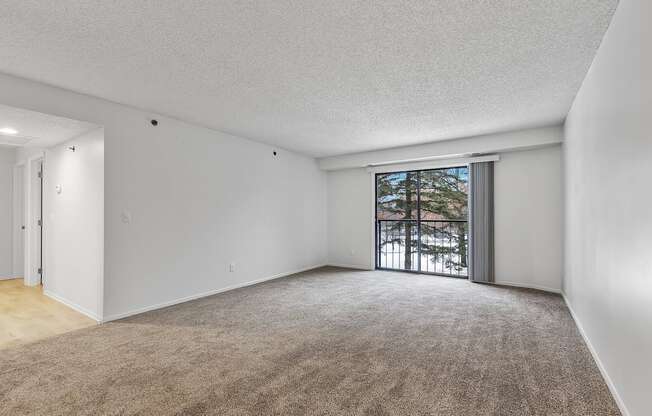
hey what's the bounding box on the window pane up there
[376,172,418,220]
[419,221,468,276]
[419,167,468,220]
[377,220,419,271]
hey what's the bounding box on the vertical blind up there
[468,161,495,283]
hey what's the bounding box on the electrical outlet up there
[229,263,236,272]
[350,249,356,256]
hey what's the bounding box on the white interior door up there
[28,159,43,285]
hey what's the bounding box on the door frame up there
[366,154,499,275]
[373,168,468,278]
[21,152,45,287]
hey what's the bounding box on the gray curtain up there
[468,161,494,283]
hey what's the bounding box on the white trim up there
[490,280,561,294]
[101,264,327,323]
[327,263,374,271]
[365,154,499,174]
[44,289,101,322]
[562,293,631,416]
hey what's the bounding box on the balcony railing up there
[376,219,468,277]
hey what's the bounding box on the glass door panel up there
[375,167,469,277]
[377,220,419,271]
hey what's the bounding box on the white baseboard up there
[43,289,101,322]
[326,263,374,271]
[101,263,327,323]
[492,280,561,294]
[562,293,630,416]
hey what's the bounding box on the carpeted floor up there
[0,267,619,415]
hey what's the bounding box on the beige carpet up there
[0,267,619,415]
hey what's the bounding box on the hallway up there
[0,279,96,349]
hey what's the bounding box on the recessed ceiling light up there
[0,127,18,135]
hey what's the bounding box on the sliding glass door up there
[375,167,469,277]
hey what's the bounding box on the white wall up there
[327,168,374,269]
[1,73,328,321]
[326,146,563,292]
[15,146,46,164]
[12,163,24,278]
[494,146,562,292]
[563,1,651,415]
[0,146,16,278]
[104,117,328,320]
[43,129,104,320]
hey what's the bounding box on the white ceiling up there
[0,1,617,157]
[0,104,99,148]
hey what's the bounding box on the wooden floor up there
[0,278,97,350]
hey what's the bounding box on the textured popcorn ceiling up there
[0,104,99,147]
[0,1,617,157]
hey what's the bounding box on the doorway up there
[22,156,44,287]
[375,166,469,277]
[1,103,103,348]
